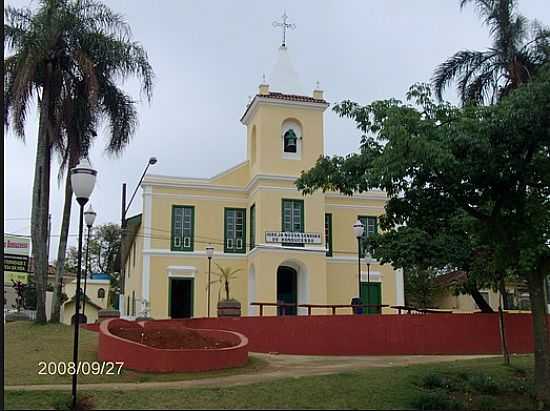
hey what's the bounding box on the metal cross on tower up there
[272,12,295,47]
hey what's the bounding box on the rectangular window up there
[325,214,333,257]
[358,216,378,258]
[282,199,304,246]
[172,206,194,251]
[250,204,256,250]
[132,243,136,267]
[225,208,246,254]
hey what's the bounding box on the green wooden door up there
[360,283,381,314]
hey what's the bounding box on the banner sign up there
[4,234,31,257]
[265,231,322,244]
[3,254,29,273]
[4,271,29,285]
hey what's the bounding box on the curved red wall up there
[175,313,539,356]
[97,319,249,372]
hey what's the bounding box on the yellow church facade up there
[123,47,404,319]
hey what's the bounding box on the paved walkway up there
[5,353,496,392]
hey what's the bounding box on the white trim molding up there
[151,192,248,204]
[247,243,327,258]
[142,185,153,311]
[167,265,197,278]
[326,255,380,264]
[143,249,248,260]
[361,271,382,282]
[395,268,405,306]
[241,96,329,125]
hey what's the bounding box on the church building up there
[122,30,405,319]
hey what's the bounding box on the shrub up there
[477,395,498,411]
[467,374,500,395]
[421,373,450,389]
[410,392,463,410]
[53,394,95,411]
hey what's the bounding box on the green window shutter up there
[282,199,304,246]
[172,206,194,251]
[358,216,377,258]
[250,204,256,250]
[325,213,332,257]
[225,208,246,254]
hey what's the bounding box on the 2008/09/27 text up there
[38,361,124,375]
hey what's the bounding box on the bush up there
[477,395,498,411]
[467,374,500,395]
[53,394,95,411]
[410,392,463,410]
[421,373,451,390]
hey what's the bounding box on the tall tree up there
[4,0,153,323]
[50,39,147,323]
[62,223,121,275]
[432,0,549,104]
[296,70,550,407]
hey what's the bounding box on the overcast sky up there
[4,0,550,260]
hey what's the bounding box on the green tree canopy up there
[296,68,550,404]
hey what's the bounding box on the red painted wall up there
[170,313,539,356]
[97,319,249,373]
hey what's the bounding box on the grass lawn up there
[3,321,267,386]
[5,356,536,410]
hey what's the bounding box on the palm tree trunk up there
[50,151,78,323]
[527,265,550,409]
[31,91,52,324]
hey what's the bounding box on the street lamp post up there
[120,157,157,316]
[206,246,214,318]
[70,159,97,409]
[82,205,96,319]
[352,220,365,302]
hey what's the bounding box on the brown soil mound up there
[110,322,235,350]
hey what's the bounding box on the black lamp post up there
[82,205,96,319]
[70,159,97,409]
[352,220,365,301]
[120,157,157,315]
[206,246,214,318]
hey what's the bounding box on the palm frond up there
[432,50,492,101]
[99,81,137,155]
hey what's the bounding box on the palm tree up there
[432,0,549,104]
[209,264,241,302]
[50,61,142,323]
[4,0,153,323]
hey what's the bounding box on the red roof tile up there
[261,92,328,104]
[434,270,468,288]
[241,92,329,123]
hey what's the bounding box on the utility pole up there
[120,183,127,315]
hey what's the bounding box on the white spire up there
[269,45,303,95]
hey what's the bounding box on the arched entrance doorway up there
[277,266,298,315]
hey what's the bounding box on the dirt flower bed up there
[110,322,235,350]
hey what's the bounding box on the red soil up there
[109,322,234,350]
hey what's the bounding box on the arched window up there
[281,119,302,160]
[283,129,298,153]
[97,288,106,299]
